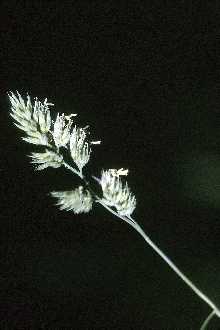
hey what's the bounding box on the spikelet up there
[99,169,136,217]
[29,149,63,170]
[8,91,53,146]
[69,125,100,173]
[52,113,77,149]
[50,186,93,214]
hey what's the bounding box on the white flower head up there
[50,186,93,214]
[29,149,63,170]
[100,169,136,217]
[52,113,77,149]
[69,125,100,174]
[8,91,53,146]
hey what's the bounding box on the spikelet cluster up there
[8,91,53,146]
[100,169,136,217]
[69,126,91,172]
[50,186,93,214]
[29,149,63,170]
[52,113,77,150]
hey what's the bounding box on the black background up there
[1,1,220,329]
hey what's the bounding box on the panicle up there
[50,186,93,214]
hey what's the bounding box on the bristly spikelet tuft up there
[69,125,100,174]
[99,169,136,217]
[8,91,53,146]
[50,186,93,214]
[29,149,63,170]
[69,125,90,172]
[52,113,77,150]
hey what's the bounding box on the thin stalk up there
[96,199,220,319]
[62,160,83,179]
[200,310,216,330]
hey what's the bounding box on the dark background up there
[1,1,220,329]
